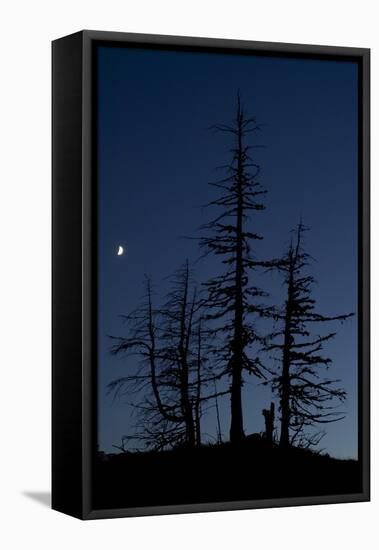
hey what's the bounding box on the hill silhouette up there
[94,437,361,510]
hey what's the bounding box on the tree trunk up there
[194,322,202,446]
[263,402,275,445]
[230,365,244,443]
[230,102,245,444]
[279,267,294,448]
[179,264,196,448]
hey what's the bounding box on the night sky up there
[97,45,358,459]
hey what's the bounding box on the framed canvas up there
[52,30,370,520]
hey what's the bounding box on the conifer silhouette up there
[200,93,273,443]
[265,222,354,448]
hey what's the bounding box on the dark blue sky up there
[97,45,358,458]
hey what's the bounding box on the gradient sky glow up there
[97,45,358,459]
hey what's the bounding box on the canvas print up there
[94,44,361,509]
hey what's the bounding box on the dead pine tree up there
[107,276,186,450]
[200,93,272,444]
[158,260,201,448]
[108,263,219,451]
[159,261,227,447]
[265,222,354,449]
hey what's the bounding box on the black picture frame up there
[52,30,370,520]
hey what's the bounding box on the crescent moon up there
[117,245,124,256]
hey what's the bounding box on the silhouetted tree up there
[157,261,202,447]
[200,93,271,443]
[108,276,183,450]
[108,262,222,450]
[265,222,354,448]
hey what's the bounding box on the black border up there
[54,30,370,520]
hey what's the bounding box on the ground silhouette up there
[94,437,361,510]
